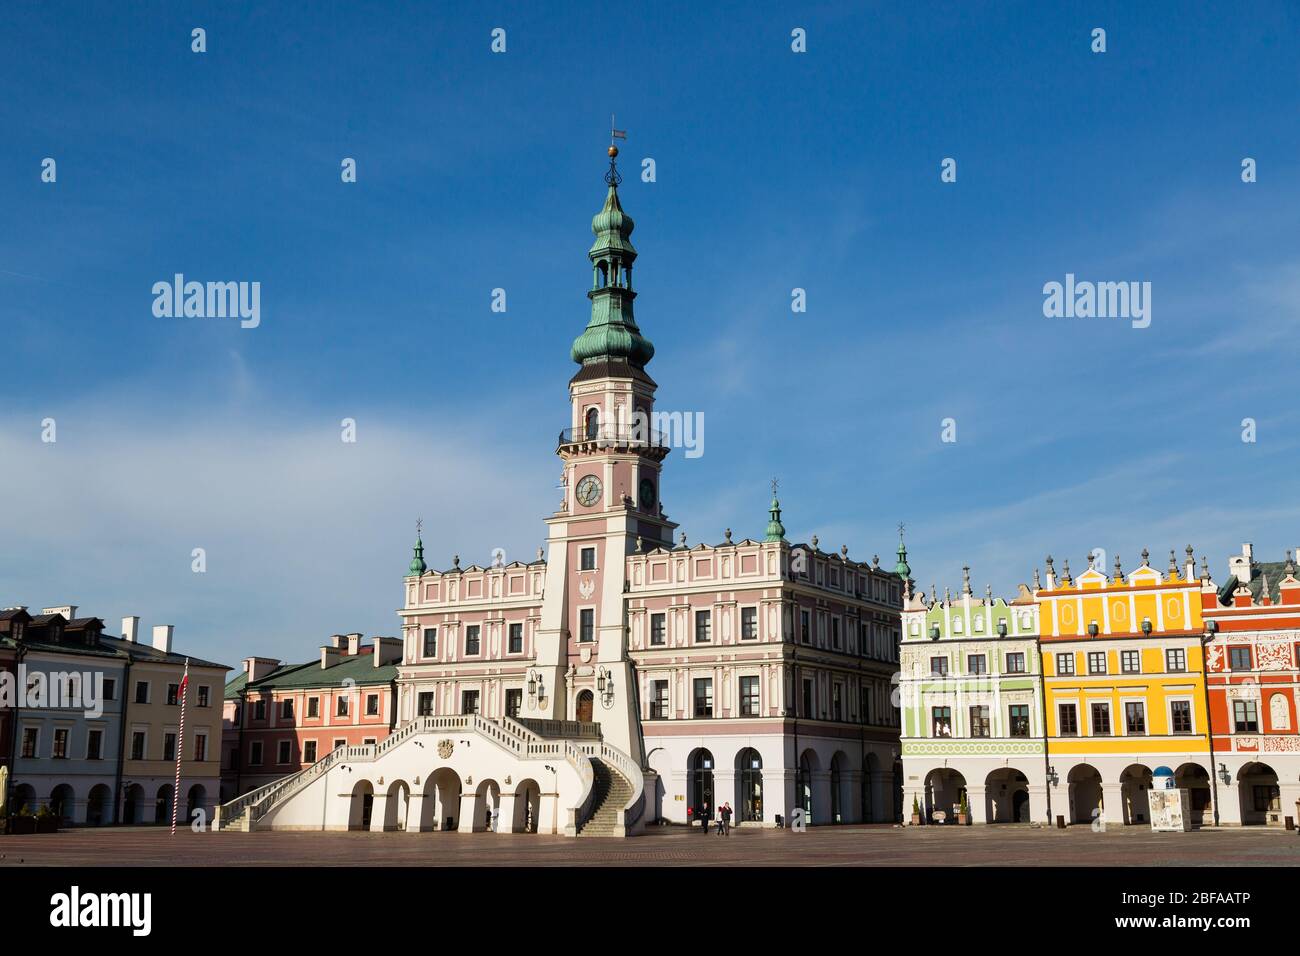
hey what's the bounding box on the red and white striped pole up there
[171,659,190,836]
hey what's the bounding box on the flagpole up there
[171,658,189,836]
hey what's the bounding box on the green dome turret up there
[764,495,787,543]
[408,528,427,576]
[570,147,655,370]
[894,526,911,581]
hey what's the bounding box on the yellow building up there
[1037,549,1214,827]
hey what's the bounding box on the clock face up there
[575,475,602,507]
[639,478,656,512]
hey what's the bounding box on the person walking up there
[720,802,732,836]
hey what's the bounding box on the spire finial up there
[1114,553,1123,583]
[1033,567,1042,589]
[894,522,911,581]
[962,565,972,596]
[764,485,787,543]
[1201,554,1210,582]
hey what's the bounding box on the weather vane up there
[771,477,779,496]
[606,115,627,186]
[416,517,423,537]
[898,522,906,536]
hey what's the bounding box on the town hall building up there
[215,147,905,835]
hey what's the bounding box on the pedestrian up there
[721,802,732,836]
[490,806,500,832]
[700,801,711,833]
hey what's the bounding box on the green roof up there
[1217,560,1289,606]
[243,654,398,692]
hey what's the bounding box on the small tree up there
[959,792,969,815]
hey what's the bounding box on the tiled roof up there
[1217,560,1290,606]
[244,654,398,692]
[98,635,229,672]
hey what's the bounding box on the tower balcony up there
[557,424,670,456]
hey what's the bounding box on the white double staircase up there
[214,713,647,835]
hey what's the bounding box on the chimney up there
[346,632,362,656]
[122,616,140,643]
[372,636,402,667]
[243,657,280,683]
[330,634,345,649]
[321,644,342,669]
[152,624,173,654]
[42,605,78,619]
[1230,544,1253,585]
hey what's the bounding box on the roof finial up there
[606,116,626,184]
[1033,567,1042,589]
[1113,553,1123,583]
[1141,547,1150,566]
[764,482,787,542]
[894,523,911,581]
[962,565,972,596]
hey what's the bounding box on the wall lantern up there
[1218,763,1231,786]
[1141,617,1153,635]
[997,620,1008,638]
[1205,619,1219,635]
[1088,621,1099,637]
[527,668,545,707]
[1046,765,1059,787]
[597,667,615,709]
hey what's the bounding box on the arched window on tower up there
[585,407,600,441]
[596,260,608,289]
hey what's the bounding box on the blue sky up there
[3,1,1300,667]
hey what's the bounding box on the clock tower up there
[528,146,674,762]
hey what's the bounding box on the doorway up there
[576,690,594,723]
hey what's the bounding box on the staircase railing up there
[563,740,596,835]
[598,740,647,829]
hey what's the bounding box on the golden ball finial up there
[608,144,619,158]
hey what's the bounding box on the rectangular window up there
[694,610,712,643]
[1166,648,1186,673]
[303,740,318,763]
[580,547,596,571]
[195,733,208,762]
[135,681,150,704]
[197,685,210,707]
[1056,653,1075,676]
[307,697,320,718]
[366,693,380,717]
[332,739,346,752]
[20,727,37,759]
[336,696,349,717]
[1121,650,1141,674]
[831,617,841,650]
[505,688,523,719]
[579,609,594,643]
[1058,703,1079,736]
[651,680,669,719]
[167,683,180,706]
[1008,704,1030,737]
[277,740,292,764]
[281,699,294,720]
[930,656,948,677]
[800,610,811,644]
[741,607,758,640]
[423,627,438,657]
[1234,699,1259,733]
[461,690,480,715]
[508,622,523,653]
[693,678,713,718]
[650,613,666,646]
[832,684,843,721]
[103,678,116,701]
[970,705,990,737]
[740,676,760,716]
[802,679,814,717]
[52,728,69,759]
[1005,652,1026,674]
[932,706,952,737]
[465,625,481,655]
[1229,646,1252,671]
[253,699,266,720]
[86,728,103,760]
[1087,652,1107,675]
[249,741,263,766]
[967,654,987,675]
[164,733,177,761]
[131,731,145,760]
[1091,702,1111,736]
[1171,699,1193,734]
[417,692,434,716]
[1124,701,1147,735]
[860,687,870,725]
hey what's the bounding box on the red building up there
[1202,544,1300,825]
[222,634,401,798]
